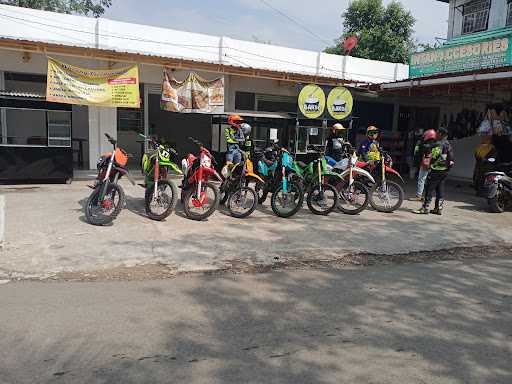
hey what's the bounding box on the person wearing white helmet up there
[326,123,347,162]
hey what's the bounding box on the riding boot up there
[413,199,430,214]
[430,199,444,215]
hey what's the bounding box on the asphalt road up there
[1,256,511,384]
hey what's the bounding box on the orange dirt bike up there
[85,133,135,225]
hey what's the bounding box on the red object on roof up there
[343,36,358,55]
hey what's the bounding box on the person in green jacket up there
[414,127,455,215]
[225,114,245,165]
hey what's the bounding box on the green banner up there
[410,36,512,78]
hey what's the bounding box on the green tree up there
[0,0,112,17]
[325,0,415,64]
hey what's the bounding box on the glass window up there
[235,92,255,110]
[5,108,47,146]
[507,2,512,26]
[48,111,71,147]
[462,0,490,34]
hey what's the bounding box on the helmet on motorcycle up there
[227,114,244,128]
[241,123,252,136]
[423,129,437,142]
[367,126,379,138]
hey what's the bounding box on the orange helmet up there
[227,114,244,128]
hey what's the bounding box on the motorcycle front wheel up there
[85,183,125,226]
[145,180,178,221]
[227,186,258,218]
[307,184,338,215]
[183,181,219,221]
[369,181,404,213]
[336,180,369,215]
[270,181,304,218]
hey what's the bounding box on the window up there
[0,108,71,147]
[235,92,255,110]
[48,111,71,147]
[462,0,491,34]
[507,1,512,26]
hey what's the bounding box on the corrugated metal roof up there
[0,4,408,85]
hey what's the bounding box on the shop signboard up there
[46,58,140,108]
[298,84,353,120]
[326,86,353,120]
[410,36,512,78]
[161,71,224,114]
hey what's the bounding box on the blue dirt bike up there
[254,144,304,218]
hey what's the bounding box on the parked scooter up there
[356,150,405,213]
[140,134,181,221]
[180,137,222,221]
[480,158,512,213]
[85,133,135,225]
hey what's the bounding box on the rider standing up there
[358,126,381,162]
[414,127,455,215]
[326,123,347,162]
[225,114,245,165]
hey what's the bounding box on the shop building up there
[380,0,512,180]
[0,4,409,182]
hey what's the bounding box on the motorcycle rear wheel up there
[227,186,258,218]
[270,181,304,218]
[336,180,369,215]
[307,184,338,215]
[489,190,506,213]
[85,183,125,226]
[145,180,178,221]
[183,181,219,221]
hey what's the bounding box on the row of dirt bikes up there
[84,134,406,225]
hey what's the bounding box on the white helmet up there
[241,123,252,136]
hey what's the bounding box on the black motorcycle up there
[480,158,512,213]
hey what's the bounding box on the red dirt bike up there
[356,150,405,213]
[180,137,222,221]
[85,133,135,225]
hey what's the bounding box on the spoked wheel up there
[85,183,125,225]
[369,181,404,213]
[219,180,230,205]
[489,189,506,213]
[307,184,338,215]
[270,181,304,218]
[183,181,219,221]
[246,180,268,204]
[336,180,369,215]
[145,180,178,221]
[227,186,258,218]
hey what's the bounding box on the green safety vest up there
[225,126,238,144]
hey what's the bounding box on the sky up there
[103,0,449,51]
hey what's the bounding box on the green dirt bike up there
[292,144,340,215]
[140,134,181,221]
[219,151,263,218]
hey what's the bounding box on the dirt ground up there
[1,179,511,281]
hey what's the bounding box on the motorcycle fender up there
[339,168,376,184]
[168,162,183,175]
[246,173,265,184]
[113,166,136,185]
[485,182,499,199]
[386,167,405,184]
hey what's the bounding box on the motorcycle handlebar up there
[104,133,116,145]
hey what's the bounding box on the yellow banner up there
[46,58,140,108]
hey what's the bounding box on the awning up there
[0,90,45,99]
[214,111,294,119]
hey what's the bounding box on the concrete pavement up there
[0,257,511,383]
[0,180,511,280]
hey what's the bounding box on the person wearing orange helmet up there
[225,114,245,165]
